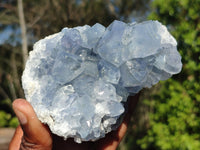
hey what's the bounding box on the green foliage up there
[0,98,19,127]
[137,0,200,149]
[0,111,11,127]
[9,117,19,127]
[138,80,200,150]
[0,110,19,128]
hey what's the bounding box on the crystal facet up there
[22,20,182,142]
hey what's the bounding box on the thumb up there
[12,99,52,150]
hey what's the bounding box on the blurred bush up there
[0,110,18,127]
[138,80,200,149]
[0,98,19,127]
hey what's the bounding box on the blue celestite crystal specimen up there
[22,20,182,143]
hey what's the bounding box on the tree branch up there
[17,0,28,69]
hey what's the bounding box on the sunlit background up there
[0,0,199,149]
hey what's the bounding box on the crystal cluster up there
[22,20,182,143]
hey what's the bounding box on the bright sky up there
[0,25,21,46]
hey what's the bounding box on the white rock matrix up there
[22,20,182,143]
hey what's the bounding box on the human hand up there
[9,95,139,150]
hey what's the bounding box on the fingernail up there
[14,109,27,125]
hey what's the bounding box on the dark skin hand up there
[9,94,139,150]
